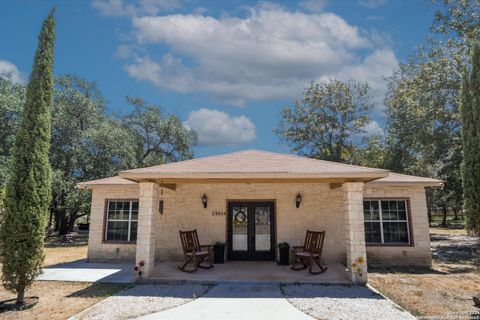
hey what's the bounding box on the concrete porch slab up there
[145,261,350,285]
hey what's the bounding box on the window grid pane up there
[106,201,139,242]
[363,199,410,245]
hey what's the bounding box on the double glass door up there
[228,201,275,260]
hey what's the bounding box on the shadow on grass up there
[67,282,130,299]
[44,232,89,248]
[431,243,477,265]
[430,223,466,230]
[44,242,87,249]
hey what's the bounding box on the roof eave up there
[76,183,139,190]
[366,181,443,187]
[118,170,389,182]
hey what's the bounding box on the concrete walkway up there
[37,260,135,283]
[135,284,314,320]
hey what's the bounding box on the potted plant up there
[277,242,290,265]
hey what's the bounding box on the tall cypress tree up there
[0,11,55,305]
[461,42,480,236]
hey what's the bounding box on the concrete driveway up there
[135,284,313,320]
[70,283,414,320]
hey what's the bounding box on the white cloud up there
[0,60,23,83]
[299,0,328,12]
[361,120,384,137]
[125,54,193,92]
[322,49,398,109]
[121,4,397,107]
[358,0,386,9]
[92,0,181,16]
[115,44,135,58]
[184,108,256,146]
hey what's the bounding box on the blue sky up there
[0,0,436,157]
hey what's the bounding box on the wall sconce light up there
[201,194,208,208]
[159,200,164,214]
[296,193,302,208]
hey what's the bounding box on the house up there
[78,149,442,283]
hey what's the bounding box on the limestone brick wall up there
[363,185,432,266]
[87,186,139,262]
[155,183,347,263]
[87,182,432,267]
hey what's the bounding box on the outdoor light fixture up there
[202,194,208,208]
[296,193,302,208]
[159,200,164,214]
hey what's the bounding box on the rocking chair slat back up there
[303,230,325,253]
[179,229,200,252]
[291,230,328,274]
[178,229,214,273]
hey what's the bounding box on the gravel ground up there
[69,284,209,320]
[282,284,415,320]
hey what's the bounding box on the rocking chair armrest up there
[311,247,322,254]
[200,245,213,253]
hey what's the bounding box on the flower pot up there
[213,243,225,264]
[277,243,290,265]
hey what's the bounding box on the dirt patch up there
[42,231,89,267]
[369,273,480,318]
[43,245,88,267]
[0,281,128,320]
[369,227,480,318]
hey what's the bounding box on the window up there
[363,199,411,245]
[105,200,138,242]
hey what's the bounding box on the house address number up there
[212,210,226,216]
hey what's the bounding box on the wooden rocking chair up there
[291,230,328,275]
[178,229,214,273]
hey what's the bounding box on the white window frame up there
[105,200,138,242]
[364,199,411,245]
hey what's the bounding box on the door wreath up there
[233,208,247,225]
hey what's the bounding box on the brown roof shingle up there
[78,150,442,187]
[119,149,387,176]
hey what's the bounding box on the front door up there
[227,201,275,260]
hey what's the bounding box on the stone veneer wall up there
[87,183,432,267]
[364,185,432,266]
[87,186,139,262]
[156,183,346,263]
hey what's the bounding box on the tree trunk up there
[58,213,69,235]
[67,213,76,233]
[427,201,432,227]
[16,286,25,306]
[441,206,448,226]
[453,208,458,220]
[48,209,53,229]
